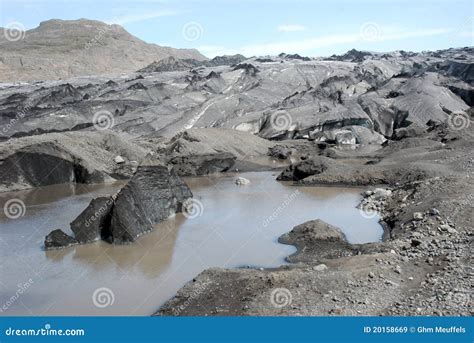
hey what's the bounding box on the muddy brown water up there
[0,171,382,316]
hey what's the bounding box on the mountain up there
[0,19,207,82]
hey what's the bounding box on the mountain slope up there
[0,19,207,82]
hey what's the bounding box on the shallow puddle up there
[0,171,382,315]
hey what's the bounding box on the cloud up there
[200,26,454,57]
[277,24,306,33]
[106,10,177,25]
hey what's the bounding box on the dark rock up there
[232,63,259,75]
[277,156,336,181]
[137,57,202,73]
[279,219,354,262]
[207,54,246,66]
[394,123,427,140]
[44,229,78,250]
[108,164,192,244]
[168,152,236,176]
[327,49,372,63]
[44,163,192,247]
[268,145,293,159]
[70,196,115,243]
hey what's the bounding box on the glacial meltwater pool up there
[0,171,383,316]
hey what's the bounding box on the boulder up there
[277,156,336,181]
[109,164,192,244]
[334,129,356,145]
[44,229,78,250]
[168,153,236,176]
[279,219,353,262]
[394,123,427,140]
[114,155,125,164]
[70,196,115,243]
[44,162,193,247]
[283,219,347,243]
[235,177,250,185]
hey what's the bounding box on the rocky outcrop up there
[70,196,115,243]
[160,128,277,172]
[44,229,78,250]
[44,162,192,249]
[168,152,236,176]
[279,219,354,262]
[137,57,202,73]
[108,164,192,244]
[0,131,148,192]
[138,54,248,74]
[277,156,336,181]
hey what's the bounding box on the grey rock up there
[413,212,424,221]
[277,156,336,181]
[70,196,115,243]
[235,177,250,186]
[44,162,192,247]
[109,164,192,244]
[44,229,78,250]
[313,264,328,271]
[168,153,236,176]
[114,155,125,164]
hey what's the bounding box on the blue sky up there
[1,0,473,57]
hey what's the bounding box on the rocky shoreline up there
[155,123,473,316]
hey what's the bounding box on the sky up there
[0,0,473,58]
